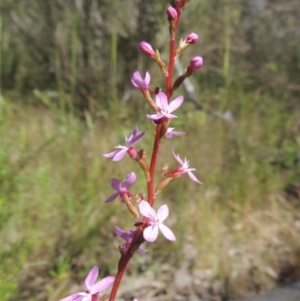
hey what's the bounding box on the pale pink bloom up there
[60,266,115,301]
[187,56,203,73]
[146,92,183,121]
[165,127,185,139]
[105,172,136,203]
[114,226,147,253]
[103,127,144,161]
[139,200,176,242]
[183,32,199,44]
[172,151,202,184]
[167,6,177,20]
[139,41,156,57]
[131,71,151,91]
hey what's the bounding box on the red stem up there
[108,2,184,300]
[108,123,162,301]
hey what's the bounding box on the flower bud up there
[167,6,177,20]
[187,56,203,73]
[139,41,156,57]
[183,32,199,44]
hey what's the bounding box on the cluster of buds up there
[60,1,203,300]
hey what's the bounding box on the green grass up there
[0,89,299,300]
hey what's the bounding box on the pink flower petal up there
[143,225,159,242]
[105,192,119,203]
[187,170,202,184]
[103,150,119,158]
[165,128,185,138]
[131,71,143,88]
[156,204,169,222]
[60,293,83,301]
[155,92,168,111]
[144,72,151,85]
[111,178,121,191]
[146,113,163,121]
[137,246,148,253]
[165,113,178,119]
[90,276,115,295]
[139,200,156,219]
[85,266,98,289]
[127,128,145,146]
[123,172,136,188]
[112,149,127,161]
[159,224,176,241]
[173,151,184,165]
[167,96,184,113]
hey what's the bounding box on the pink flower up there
[60,266,115,301]
[165,127,185,139]
[131,71,151,91]
[146,92,183,121]
[103,127,144,161]
[187,56,203,73]
[172,151,202,184]
[167,6,177,20]
[139,42,156,57]
[114,226,147,253]
[183,33,199,44]
[139,200,176,242]
[105,172,136,203]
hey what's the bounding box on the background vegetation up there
[0,0,299,300]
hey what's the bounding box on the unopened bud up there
[187,56,203,73]
[183,32,199,44]
[167,6,177,20]
[139,41,156,57]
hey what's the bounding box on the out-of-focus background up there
[0,0,299,300]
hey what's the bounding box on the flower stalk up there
[59,1,204,300]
